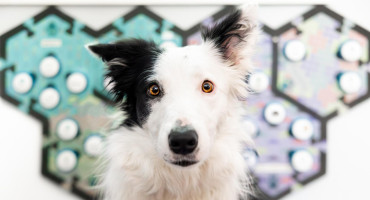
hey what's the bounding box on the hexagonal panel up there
[0,6,184,199]
[0,7,117,199]
[275,5,370,120]
[82,6,184,100]
[245,26,327,200]
[2,5,369,200]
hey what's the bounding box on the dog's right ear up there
[87,40,162,104]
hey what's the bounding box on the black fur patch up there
[89,39,162,127]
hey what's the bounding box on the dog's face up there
[89,6,258,167]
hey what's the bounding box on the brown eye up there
[148,84,160,96]
[202,81,214,93]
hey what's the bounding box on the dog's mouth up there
[171,160,198,167]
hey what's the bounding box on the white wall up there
[0,1,370,199]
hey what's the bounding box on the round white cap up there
[339,72,362,94]
[161,31,175,40]
[243,120,258,138]
[57,119,79,141]
[340,40,362,62]
[39,56,60,78]
[12,73,33,94]
[264,103,286,125]
[160,41,177,49]
[291,118,314,140]
[249,72,269,93]
[284,40,306,62]
[291,150,314,173]
[243,149,258,167]
[84,135,103,157]
[39,88,60,109]
[56,150,78,173]
[66,72,88,94]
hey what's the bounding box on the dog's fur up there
[88,4,259,200]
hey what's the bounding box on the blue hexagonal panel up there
[0,6,183,199]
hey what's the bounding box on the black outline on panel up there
[33,6,75,34]
[124,6,185,41]
[0,6,99,200]
[41,145,64,184]
[299,152,327,185]
[267,6,332,199]
[272,5,346,122]
[340,25,370,107]
[302,5,344,32]
[71,177,98,200]
[353,24,370,66]
[0,66,21,106]
[29,99,50,136]
[82,24,121,38]
[0,25,33,59]
[124,6,164,34]
[256,184,292,200]
[341,73,370,108]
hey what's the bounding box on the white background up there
[0,1,370,200]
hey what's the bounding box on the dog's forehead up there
[154,44,220,78]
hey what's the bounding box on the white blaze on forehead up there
[152,44,228,90]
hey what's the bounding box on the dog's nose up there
[168,129,198,155]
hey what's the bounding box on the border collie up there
[88,4,259,200]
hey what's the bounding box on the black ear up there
[87,39,162,126]
[201,4,259,67]
[88,43,123,62]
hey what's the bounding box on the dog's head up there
[89,5,258,167]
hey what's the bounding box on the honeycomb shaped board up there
[0,5,369,200]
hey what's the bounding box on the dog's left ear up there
[201,4,259,69]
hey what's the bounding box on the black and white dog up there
[88,4,259,200]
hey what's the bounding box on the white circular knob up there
[264,103,286,125]
[284,40,306,62]
[39,88,60,109]
[66,72,88,94]
[339,72,362,94]
[84,135,103,157]
[12,73,33,94]
[39,56,60,78]
[249,72,269,93]
[160,41,177,49]
[243,149,258,167]
[291,118,314,141]
[340,40,362,62]
[243,120,258,138]
[56,150,78,173]
[57,119,79,141]
[161,31,175,40]
[291,150,314,173]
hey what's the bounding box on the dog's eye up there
[148,84,160,96]
[202,81,214,93]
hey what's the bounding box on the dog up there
[88,4,259,200]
